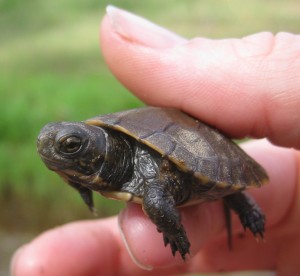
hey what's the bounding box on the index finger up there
[101,7,300,149]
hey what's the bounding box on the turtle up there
[37,107,268,260]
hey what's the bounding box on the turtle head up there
[37,121,107,187]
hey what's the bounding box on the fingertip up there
[10,219,122,276]
[10,245,30,276]
[10,231,62,276]
[102,5,186,48]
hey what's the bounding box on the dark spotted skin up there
[37,107,267,260]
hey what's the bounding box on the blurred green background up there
[1,0,299,274]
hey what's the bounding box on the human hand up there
[11,6,300,275]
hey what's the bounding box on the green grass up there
[1,0,300,232]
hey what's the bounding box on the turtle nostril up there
[37,132,46,148]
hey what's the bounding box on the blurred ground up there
[1,0,299,274]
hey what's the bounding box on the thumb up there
[117,139,298,271]
[100,6,300,149]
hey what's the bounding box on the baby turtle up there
[37,107,267,260]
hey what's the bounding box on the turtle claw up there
[224,192,266,243]
[163,235,169,246]
[255,235,266,243]
[240,208,265,240]
[162,228,191,260]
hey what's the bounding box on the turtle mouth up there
[38,149,78,170]
[39,154,70,171]
[39,155,82,180]
[49,164,103,187]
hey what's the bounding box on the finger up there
[10,218,192,275]
[10,218,148,276]
[120,139,299,272]
[100,6,300,149]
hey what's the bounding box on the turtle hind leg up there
[143,180,190,260]
[223,192,265,239]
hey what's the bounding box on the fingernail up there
[106,5,186,48]
[118,208,153,271]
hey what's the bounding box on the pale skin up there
[11,6,300,275]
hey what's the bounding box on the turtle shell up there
[86,107,268,191]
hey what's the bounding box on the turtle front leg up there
[143,181,190,260]
[223,192,265,239]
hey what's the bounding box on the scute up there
[86,107,268,189]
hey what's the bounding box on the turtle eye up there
[58,136,82,154]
